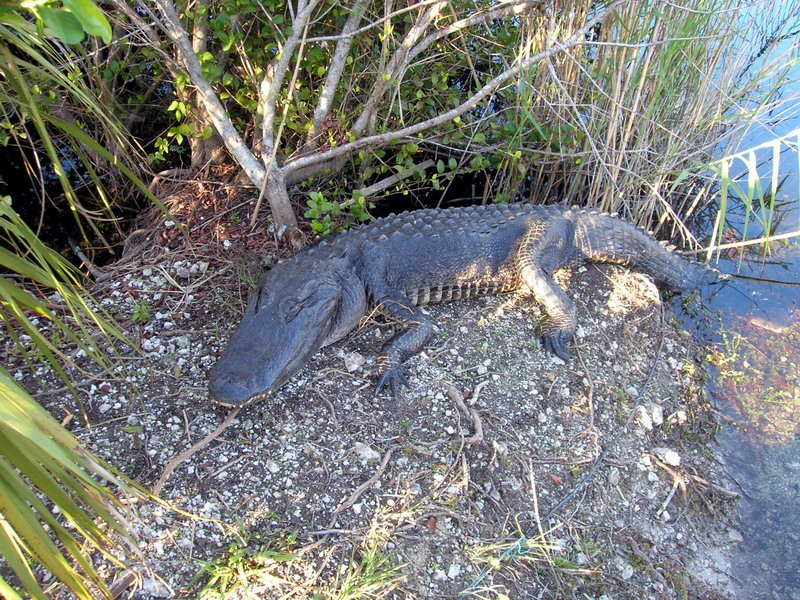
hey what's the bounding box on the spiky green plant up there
[0,1,150,596]
[0,366,143,599]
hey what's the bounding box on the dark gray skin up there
[209,204,719,406]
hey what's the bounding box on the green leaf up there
[39,8,85,45]
[62,0,112,43]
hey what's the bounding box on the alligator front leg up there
[520,265,577,360]
[373,293,433,398]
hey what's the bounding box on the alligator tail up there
[571,210,718,292]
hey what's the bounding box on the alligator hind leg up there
[520,265,577,360]
[373,293,434,397]
[518,218,578,360]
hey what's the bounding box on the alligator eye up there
[279,297,302,322]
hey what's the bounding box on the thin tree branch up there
[304,0,442,43]
[351,1,447,136]
[351,159,435,202]
[404,1,541,69]
[153,0,267,188]
[285,0,629,184]
[259,0,321,159]
[308,0,369,146]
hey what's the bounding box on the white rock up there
[344,352,365,372]
[651,405,664,426]
[636,406,653,430]
[727,528,744,543]
[354,442,381,464]
[607,467,621,486]
[615,557,634,580]
[653,447,681,466]
[447,563,462,579]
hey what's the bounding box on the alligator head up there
[209,255,366,406]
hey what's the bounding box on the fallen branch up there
[331,446,396,520]
[440,380,486,445]
[154,406,241,495]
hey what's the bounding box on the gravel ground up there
[5,199,741,598]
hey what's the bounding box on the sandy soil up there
[5,184,742,599]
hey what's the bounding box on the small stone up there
[352,503,362,515]
[354,442,381,464]
[651,405,664,427]
[433,569,447,581]
[265,460,280,474]
[447,563,462,579]
[607,467,620,486]
[653,447,681,466]
[636,406,653,430]
[727,528,744,543]
[537,412,548,424]
[98,403,112,414]
[647,471,660,482]
[615,557,634,580]
[344,352,365,372]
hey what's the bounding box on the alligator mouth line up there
[210,388,273,408]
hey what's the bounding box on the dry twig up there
[154,407,241,494]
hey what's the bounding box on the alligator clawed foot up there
[541,329,573,361]
[374,365,410,399]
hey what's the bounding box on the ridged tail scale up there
[569,209,713,292]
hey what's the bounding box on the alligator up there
[209,203,718,406]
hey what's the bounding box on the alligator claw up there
[374,366,410,399]
[541,329,573,361]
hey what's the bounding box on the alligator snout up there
[208,370,265,406]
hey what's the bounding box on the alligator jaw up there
[211,387,272,408]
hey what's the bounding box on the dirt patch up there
[7,198,741,599]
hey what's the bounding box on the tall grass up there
[702,127,800,263]
[492,0,800,246]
